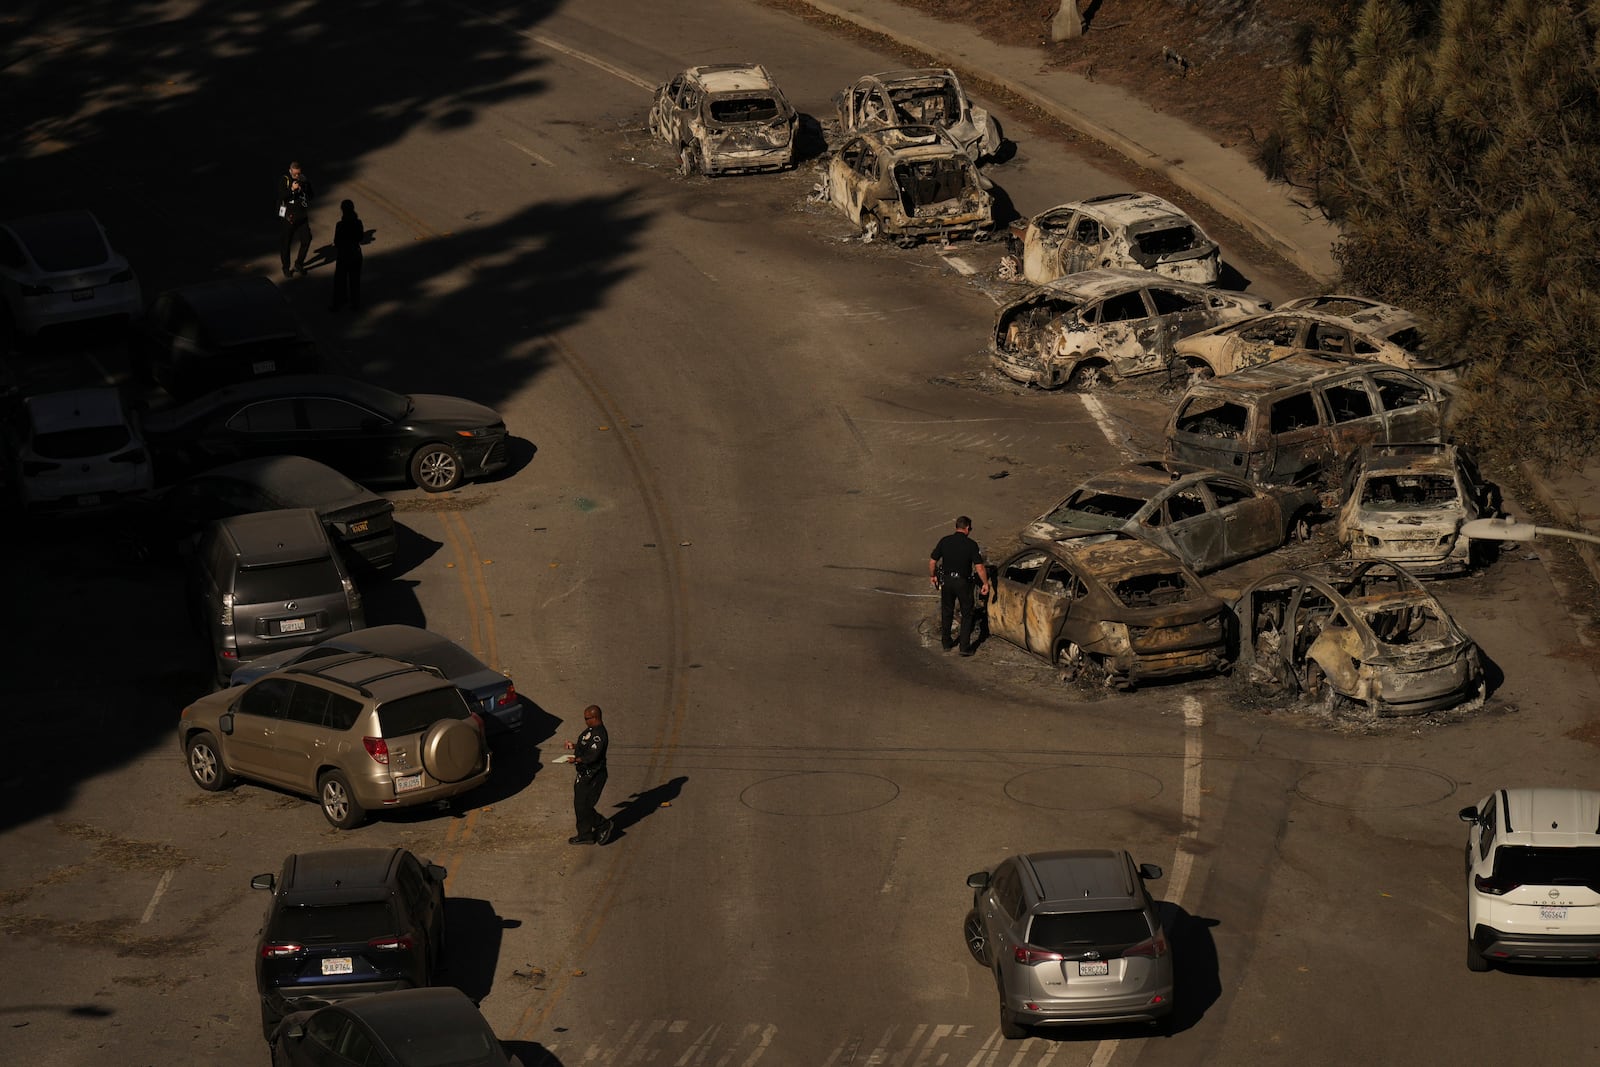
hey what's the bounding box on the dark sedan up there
[272,987,519,1066]
[229,624,525,734]
[134,276,321,399]
[143,375,508,492]
[137,455,396,569]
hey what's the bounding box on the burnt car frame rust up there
[647,63,797,177]
[1174,294,1453,379]
[832,68,1003,163]
[990,268,1268,390]
[1234,559,1484,717]
[1336,443,1493,577]
[1008,191,1220,286]
[821,125,993,246]
[1023,460,1322,574]
[1164,353,1449,487]
[987,534,1230,687]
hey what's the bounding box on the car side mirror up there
[1458,806,1480,824]
[218,712,235,736]
[426,863,448,884]
[250,873,275,890]
[1138,863,1164,881]
[965,871,990,890]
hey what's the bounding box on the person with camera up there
[277,160,314,277]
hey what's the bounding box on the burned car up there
[1336,443,1492,577]
[988,534,1230,687]
[990,268,1268,390]
[821,125,993,245]
[647,63,797,176]
[1008,192,1220,286]
[1174,294,1450,379]
[832,68,1003,163]
[1234,559,1484,717]
[1023,460,1321,574]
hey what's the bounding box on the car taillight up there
[110,269,134,283]
[220,592,233,627]
[364,736,390,764]
[260,942,303,958]
[368,935,413,951]
[1474,874,1520,896]
[1125,930,1169,958]
[20,283,52,297]
[111,448,147,464]
[496,682,517,707]
[1013,945,1064,965]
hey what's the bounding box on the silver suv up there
[179,652,491,828]
[1460,787,1600,971]
[964,849,1173,1037]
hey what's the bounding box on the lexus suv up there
[1460,787,1600,972]
[180,652,491,828]
[251,848,446,1041]
[964,849,1173,1037]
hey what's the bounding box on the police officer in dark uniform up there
[564,704,614,845]
[929,516,991,656]
[277,160,314,277]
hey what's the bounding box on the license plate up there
[321,957,353,975]
[278,617,307,633]
[76,494,101,506]
[72,288,93,301]
[1541,906,1568,921]
[349,519,369,534]
[395,773,423,793]
[252,359,276,374]
[1078,960,1109,976]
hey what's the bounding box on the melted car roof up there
[690,64,777,94]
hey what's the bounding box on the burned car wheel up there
[1068,360,1107,392]
[1299,661,1341,713]
[860,212,884,243]
[1184,357,1215,385]
[680,144,704,177]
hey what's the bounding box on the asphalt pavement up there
[784,0,1600,593]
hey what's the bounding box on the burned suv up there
[1009,191,1220,286]
[648,63,797,177]
[180,652,491,828]
[821,125,993,245]
[832,68,1003,163]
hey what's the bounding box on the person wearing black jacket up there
[277,161,314,277]
[329,199,364,311]
[929,516,991,656]
[564,705,615,845]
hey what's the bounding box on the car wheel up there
[319,770,367,829]
[860,212,883,243]
[1184,357,1215,385]
[1291,511,1315,543]
[1466,935,1491,972]
[998,998,1028,1040]
[680,144,704,177]
[410,443,462,493]
[186,732,233,792]
[1068,360,1105,392]
[963,910,989,965]
[1300,661,1340,713]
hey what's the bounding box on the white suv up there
[1459,787,1600,972]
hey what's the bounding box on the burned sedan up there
[1336,443,1491,577]
[1008,192,1220,286]
[1023,460,1321,574]
[821,125,993,245]
[832,68,1003,163]
[990,268,1268,390]
[988,534,1230,687]
[1173,294,1450,379]
[647,63,797,176]
[1234,559,1484,717]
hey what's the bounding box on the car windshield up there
[272,900,395,941]
[235,559,342,603]
[1028,909,1151,950]
[1047,491,1144,528]
[31,425,132,459]
[14,215,108,271]
[1354,600,1454,646]
[1360,474,1460,510]
[377,688,471,738]
[1111,571,1193,608]
[1492,845,1600,889]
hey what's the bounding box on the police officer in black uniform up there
[565,704,615,845]
[277,160,314,277]
[929,516,991,656]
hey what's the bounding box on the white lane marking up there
[452,2,655,90]
[943,254,977,276]
[498,136,554,166]
[1079,393,1120,451]
[140,869,175,924]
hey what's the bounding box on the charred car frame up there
[648,63,798,177]
[821,125,993,246]
[1008,191,1220,286]
[832,68,1003,163]
[1336,443,1493,578]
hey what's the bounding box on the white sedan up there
[7,387,153,510]
[0,210,142,337]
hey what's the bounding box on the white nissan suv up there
[1459,787,1600,972]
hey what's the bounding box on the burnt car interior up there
[1176,397,1249,438]
[1358,601,1450,645]
[1054,491,1144,522]
[1238,319,1302,345]
[1361,474,1460,508]
[1132,225,1204,259]
[1112,571,1190,608]
[709,96,781,123]
[1000,297,1080,351]
[895,158,971,212]
[1269,393,1321,432]
[889,86,958,125]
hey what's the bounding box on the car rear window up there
[1493,845,1600,888]
[709,96,780,123]
[1360,474,1459,509]
[1112,571,1193,608]
[235,558,341,602]
[1028,908,1152,951]
[377,687,471,738]
[273,900,395,941]
[1050,492,1144,526]
[18,216,108,271]
[1175,397,1248,438]
[1134,225,1203,257]
[385,1024,497,1067]
[31,425,132,459]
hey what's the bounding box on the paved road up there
[3,2,1599,1065]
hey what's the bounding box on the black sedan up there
[271,987,518,1066]
[143,375,508,492]
[135,455,397,569]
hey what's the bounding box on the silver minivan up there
[193,508,363,683]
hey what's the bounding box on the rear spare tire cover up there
[422,719,483,783]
